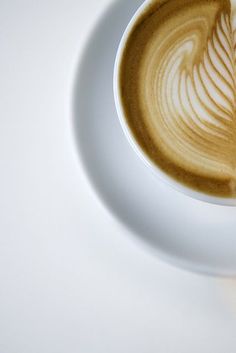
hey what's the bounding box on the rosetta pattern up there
[146,11,236,177]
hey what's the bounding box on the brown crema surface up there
[119,0,236,197]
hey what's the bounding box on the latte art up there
[119,0,236,197]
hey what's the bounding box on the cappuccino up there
[119,0,236,197]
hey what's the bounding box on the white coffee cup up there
[113,0,236,207]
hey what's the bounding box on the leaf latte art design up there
[119,0,236,197]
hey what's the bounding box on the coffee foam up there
[119,0,236,197]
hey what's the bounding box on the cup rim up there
[113,0,236,207]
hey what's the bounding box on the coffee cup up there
[114,0,236,206]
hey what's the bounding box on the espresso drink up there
[119,0,236,197]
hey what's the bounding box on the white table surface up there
[0,1,236,352]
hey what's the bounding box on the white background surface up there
[0,1,236,352]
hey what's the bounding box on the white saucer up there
[72,0,236,276]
